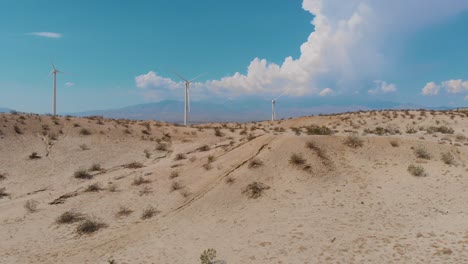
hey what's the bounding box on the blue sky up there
[1,0,468,114]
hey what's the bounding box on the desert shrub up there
[79,144,90,151]
[200,248,217,264]
[141,206,159,219]
[225,177,235,184]
[28,152,41,160]
[343,134,364,148]
[389,140,399,147]
[124,162,144,169]
[174,153,186,161]
[132,176,150,186]
[441,152,455,165]
[202,163,212,170]
[0,173,6,181]
[73,123,80,127]
[169,171,179,179]
[155,143,167,151]
[248,158,263,168]
[304,125,333,135]
[108,183,118,192]
[24,200,39,213]
[116,206,133,217]
[407,164,426,177]
[74,169,93,179]
[171,181,182,191]
[414,146,431,159]
[139,186,153,196]
[289,153,306,165]
[291,127,302,135]
[76,218,107,235]
[85,183,103,192]
[0,188,9,198]
[14,125,22,134]
[242,182,270,199]
[56,210,85,224]
[427,126,454,134]
[405,126,417,134]
[89,163,102,172]
[144,149,151,158]
[79,128,92,135]
[207,155,215,163]
[214,128,223,137]
[198,145,210,152]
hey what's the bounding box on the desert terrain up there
[0,110,467,263]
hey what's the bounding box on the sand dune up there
[1,110,467,263]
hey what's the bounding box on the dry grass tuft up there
[441,152,456,165]
[76,218,107,235]
[248,158,263,168]
[79,128,92,136]
[343,134,364,148]
[174,153,187,161]
[390,140,399,147]
[116,206,133,217]
[132,176,150,186]
[141,206,159,220]
[242,182,270,199]
[89,163,102,172]
[289,153,306,166]
[0,188,9,199]
[407,164,426,177]
[414,146,431,159]
[56,210,85,224]
[124,162,144,169]
[24,200,39,213]
[85,183,103,192]
[74,169,93,179]
[28,152,41,160]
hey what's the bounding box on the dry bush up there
[56,210,85,224]
[405,126,417,134]
[200,248,217,264]
[141,206,159,220]
[207,155,215,163]
[28,151,41,160]
[79,144,90,151]
[76,218,107,235]
[407,164,426,177]
[390,140,399,147]
[79,128,92,135]
[198,145,210,152]
[169,171,179,179]
[174,153,187,161]
[144,149,151,158]
[214,128,224,137]
[24,200,39,213]
[116,206,133,217]
[108,183,118,192]
[202,163,213,170]
[0,188,9,198]
[0,172,6,181]
[85,183,103,192]
[74,169,93,179]
[124,162,144,169]
[289,153,306,166]
[89,163,102,172]
[414,146,431,159]
[14,125,22,134]
[304,125,333,135]
[139,186,153,196]
[441,152,456,165]
[132,176,150,186]
[171,181,182,191]
[248,158,263,168]
[242,182,270,199]
[155,143,167,151]
[343,134,364,148]
[225,177,235,185]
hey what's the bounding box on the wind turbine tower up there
[271,87,290,121]
[48,63,64,116]
[170,70,205,126]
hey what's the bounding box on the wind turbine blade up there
[274,87,291,100]
[189,72,207,82]
[169,69,188,82]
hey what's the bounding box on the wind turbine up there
[48,63,64,116]
[271,87,290,121]
[170,70,205,126]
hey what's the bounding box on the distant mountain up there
[71,99,457,123]
[0,107,12,113]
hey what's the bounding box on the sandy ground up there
[0,110,467,263]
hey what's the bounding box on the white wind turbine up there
[271,88,291,121]
[48,63,65,116]
[170,70,205,126]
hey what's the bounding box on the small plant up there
[407,164,426,177]
[202,163,213,170]
[24,200,39,213]
[198,145,210,152]
[155,143,167,151]
[14,125,22,134]
[169,171,179,179]
[144,149,151,158]
[124,162,144,169]
[89,163,102,172]
[174,153,187,161]
[441,152,455,165]
[343,134,364,148]
[79,144,90,151]
[225,177,235,185]
[56,210,85,224]
[200,248,217,264]
[28,152,41,160]
[79,128,92,136]
[116,206,133,217]
[207,155,215,163]
[0,172,6,181]
[242,182,270,199]
[171,181,182,191]
[214,128,223,137]
[289,153,306,166]
[248,158,263,168]
[0,188,9,198]
[85,183,103,192]
[390,140,399,147]
[108,183,118,192]
[304,125,333,135]
[76,218,107,235]
[414,146,431,159]
[139,186,153,196]
[132,176,150,186]
[141,206,159,219]
[74,169,93,179]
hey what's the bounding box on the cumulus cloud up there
[422,79,468,95]
[28,32,62,38]
[319,88,334,96]
[135,71,182,90]
[136,0,468,99]
[65,82,75,87]
[368,80,397,95]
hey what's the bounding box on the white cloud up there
[135,71,182,90]
[136,1,468,99]
[65,82,75,87]
[28,32,62,38]
[368,80,397,95]
[422,79,468,96]
[319,88,334,96]
[421,82,439,95]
